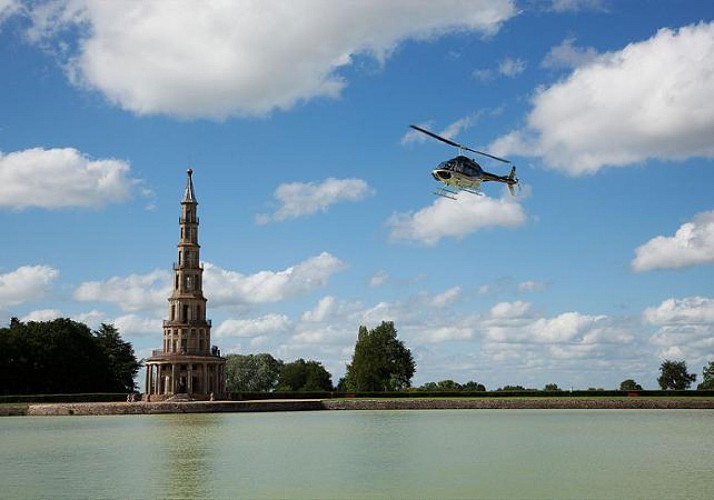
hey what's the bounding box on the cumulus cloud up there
[22,0,516,119]
[71,253,345,314]
[73,270,171,312]
[204,252,346,306]
[387,193,525,245]
[0,0,20,25]
[473,56,526,81]
[632,210,714,272]
[645,296,714,363]
[113,314,163,338]
[0,265,59,307]
[21,308,62,322]
[215,314,291,338]
[369,270,389,287]
[547,0,606,13]
[517,280,546,293]
[256,178,374,224]
[0,148,142,209]
[491,22,714,174]
[541,37,599,69]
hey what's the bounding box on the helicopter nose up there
[432,169,451,181]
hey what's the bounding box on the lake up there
[2,409,713,499]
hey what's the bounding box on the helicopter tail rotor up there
[507,166,519,196]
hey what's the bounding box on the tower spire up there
[183,168,196,203]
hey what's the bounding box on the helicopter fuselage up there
[432,155,515,190]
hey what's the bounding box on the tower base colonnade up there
[144,353,226,401]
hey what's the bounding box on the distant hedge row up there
[0,393,127,404]
[4,389,714,404]
[229,389,714,400]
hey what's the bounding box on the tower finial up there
[183,168,196,202]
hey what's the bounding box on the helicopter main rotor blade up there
[409,124,511,164]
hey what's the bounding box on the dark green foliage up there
[619,379,643,391]
[94,323,141,392]
[697,361,714,390]
[461,381,487,392]
[225,353,283,392]
[416,380,486,392]
[657,359,696,390]
[343,321,415,392]
[543,383,561,391]
[0,318,140,395]
[277,358,333,391]
[496,385,535,391]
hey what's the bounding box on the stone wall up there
[3,397,714,416]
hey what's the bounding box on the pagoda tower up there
[144,169,226,401]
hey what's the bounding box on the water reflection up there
[151,414,222,499]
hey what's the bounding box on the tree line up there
[2,317,713,396]
[0,318,141,395]
[226,321,416,393]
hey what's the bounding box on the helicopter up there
[410,124,519,199]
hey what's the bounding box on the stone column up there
[171,364,176,395]
[188,364,193,394]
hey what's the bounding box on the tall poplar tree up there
[343,321,415,392]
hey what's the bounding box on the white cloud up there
[541,37,599,69]
[301,296,337,323]
[491,22,714,174]
[369,270,389,287]
[498,56,526,77]
[0,265,59,307]
[73,270,171,312]
[547,0,606,13]
[21,308,62,322]
[256,177,374,224]
[71,253,345,315]
[113,314,162,338]
[0,0,20,26]
[387,193,525,245]
[431,287,462,308]
[0,148,141,209]
[632,210,714,272]
[517,280,546,293]
[473,56,525,81]
[215,314,291,338]
[204,252,347,306]
[24,0,516,119]
[645,296,714,363]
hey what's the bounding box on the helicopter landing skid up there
[433,186,482,200]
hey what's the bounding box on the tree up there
[543,383,561,392]
[697,361,714,390]
[657,360,696,390]
[0,318,141,395]
[93,323,142,392]
[343,321,415,392]
[277,358,333,391]
[225,353,283,392]
[462,381,486,392]
[619,379,643,391]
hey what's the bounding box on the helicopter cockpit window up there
[463,164,478,176]
[438,160,452,171]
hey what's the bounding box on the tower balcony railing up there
[163,319,212,328]
[151,348,222,358]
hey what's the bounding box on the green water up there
[2,409,713,499]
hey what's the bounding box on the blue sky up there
[1,0,713,391]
